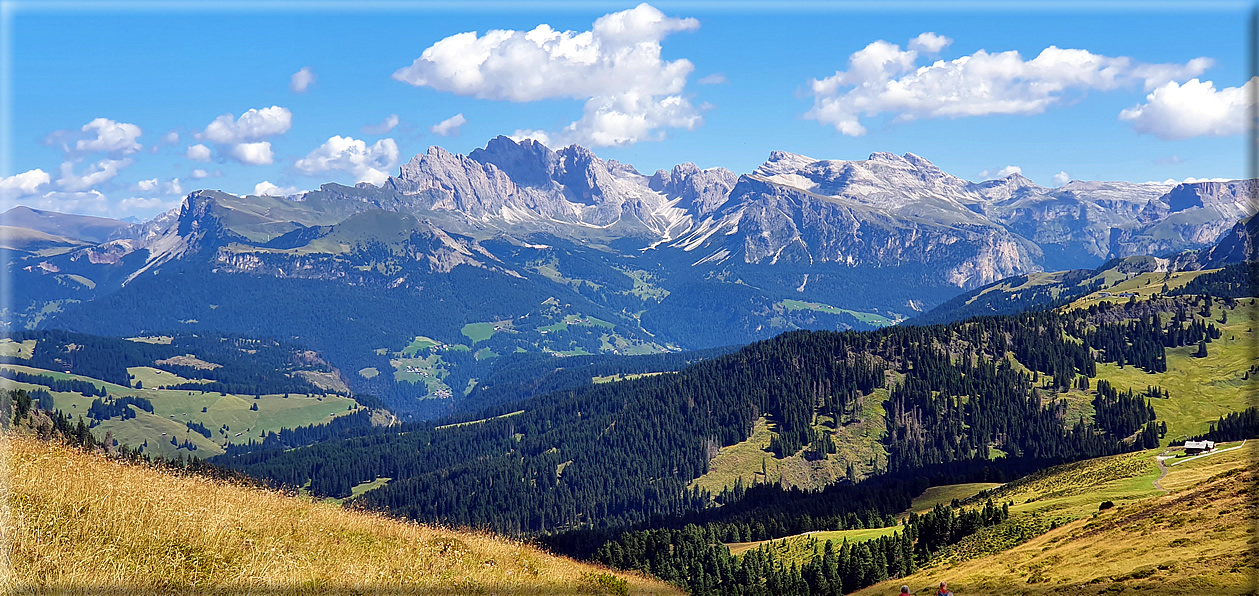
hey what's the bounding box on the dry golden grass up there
[1160,440,1256,493]
[0,434,681,595]
[852,454,1259,595]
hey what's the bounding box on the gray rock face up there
[468,136,558,189]
[973,179,1173,269]
[674,170,1039,288]
[55,139,1257,292]
[649,163,738,217]
[1108,180,1257,258]
[389,136,690,236]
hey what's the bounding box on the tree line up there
[217,297,1197,538]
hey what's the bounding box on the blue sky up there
[0,1,1252,219]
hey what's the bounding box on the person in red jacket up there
[935,581,954,596]
[900,586,912,595]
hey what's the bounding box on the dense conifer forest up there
[1168,261,1258,299]
[218,296,1207,539]
[0,330,336,398]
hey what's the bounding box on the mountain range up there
[3,136,1253,414]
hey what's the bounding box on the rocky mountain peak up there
[1166,180,1255,215]
[970,172,1045,203]
[468,135,559,189]
[755,151,817,176]
[902,152,940,172]
[867,151,906,163]
[649,162,738,217]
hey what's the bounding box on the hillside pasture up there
[1,363,358,458]
[0,338,37,358]
[906,482,1003,516]
[852,449,1256,595]
[1091,297,1258,442]
[725,525,903,561]
[3,434,678,594]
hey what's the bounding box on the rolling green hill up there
[221,293,1236,539]
[204,286,1258,596]
[0,330,373,459]
[911,255,1217,325]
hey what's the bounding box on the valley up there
[5,4,1256,593]
[5,139,1254,417]
[2,140,1256,595]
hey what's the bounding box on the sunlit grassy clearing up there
[779,299,900,327]
[0,338,37,358]
[592,371,667,384]
[400,335,438,357]
[725,525,903,560]
[0,364,358,458]
[1092,298,1258,442]
[461,322,497,343]
[125,335,173,345]
[690,391,888,495]
[435,410,525,430]
[906,483,1002,515]
[125,366,207,389]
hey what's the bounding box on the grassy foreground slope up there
[1,434,679,595]
[852,442,1259,595]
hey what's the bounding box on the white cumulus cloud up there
[807,33,1213,136]
[133,177,183,195]
[118,196,182,212]
[290,67,316,93]
[907,32,951,55]
[1160,176,1233,184]
[74,118,143,155]
[697,73,727,85]
[295,135,400,186]
[254,181,301,197]
[1119,77,1256,140]
[1052,171,1071,186]
[230,141,275,166]
[509,130,554,147]
[978,165,1022,180]
[187,143,212,162]
[430,113,467,136]
[392,3,702,147]
[18,190,110,214]
[163,131,180,144]
[56,158,132,192]
[191,169,210,179]
[0,169,52,198]
[200,106,292,144]
[363,114,401,135]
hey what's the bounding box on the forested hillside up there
[218,295,1228,539]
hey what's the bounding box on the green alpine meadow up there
[2,3,1254,594]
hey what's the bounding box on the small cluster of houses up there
[1097,291,1139,298]
[404,365,432,377]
